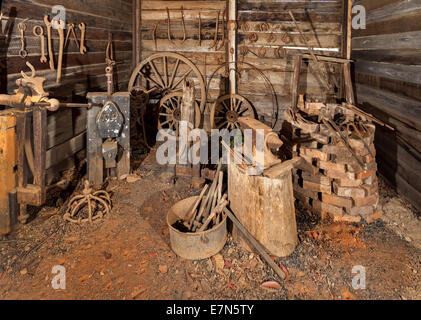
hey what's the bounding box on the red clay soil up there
[0,152,420,300]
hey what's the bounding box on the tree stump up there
[228,162,298,257]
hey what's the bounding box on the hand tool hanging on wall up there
[217,8,226,50]
[65,23,80,49]
[152,23,158,51]
[209,10,220,50]
[56,19,65,83]
[198,12,202,46]
[78,22,87,54]
[43,16,55,70]
[105,32,115,96]
[18,21,28,58]
[180,6,186,44]
[166,8,175,44]
[33,26,47,63]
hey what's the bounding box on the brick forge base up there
[284,103,383,224]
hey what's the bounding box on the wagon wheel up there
[158,92,201,139]
[210,94,255,130]
[128,52,207,113]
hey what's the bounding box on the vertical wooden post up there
[0,112,17,235]
[346,0,353,60]
[344,62,355,105]
[291,55,302,109]
[33,107,47,204]
[228,0,237,95]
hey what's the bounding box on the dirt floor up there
[0,148,420,300]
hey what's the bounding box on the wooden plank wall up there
[352,0,421,210]
[139,0,345,129]
[0,0,133,182]
[237,0,344,127]
[140,0,228,114]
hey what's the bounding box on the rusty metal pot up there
[167,196,227,260]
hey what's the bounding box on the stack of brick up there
[284,101,383,224]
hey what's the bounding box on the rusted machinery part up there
[158,92,201,140]
[257,47,266,58]
[259,22,270,32]
[274,46,286,58]
[217,8,226,51]
[267,33,276,43]
[281,32,292,44]
[180,6,186,43]
[206,61,279,129]
[128,52,207,114]
[210,94,255,130]
[166,7,175,44]
[198,12,202,46]
[152,24,158,51]
[64,181,112,224]
[209,9,220,50]
[248,32,258,43]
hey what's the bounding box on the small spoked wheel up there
[210,94,255,130]
[158,92,201,139]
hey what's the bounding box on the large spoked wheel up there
[210,94,255,130]
[158,92,201,140]
[128,52,207,114]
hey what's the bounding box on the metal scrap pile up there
[284,99,384,224]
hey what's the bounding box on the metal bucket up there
[167,196,228,260]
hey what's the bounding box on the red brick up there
[303,180,332,194]
[355,168,377,180]
[302,172,331,186]
[338,214,362,223]
[365,210,383,224]
[300,147,329,161]
[335,178,363,188]
[349,205,375,217]
[364,174,377,185]
[353,194,379,207]
[322,193,353,209]
[312,199,344,216]
[362,182,379,197]
[293,184,319,200]
[317,160,346,172]
[325,170,356,180]
[333,183,366,198]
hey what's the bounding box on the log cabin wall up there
[139,0,345,129]
[352,0,421,210]
[0,0,133,182]
[237,0,344,128]
[139,0,228,122]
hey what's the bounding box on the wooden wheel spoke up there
[149,60,166,88]
[238,107,249,116]
[161,119,172,127]
[169,59,181,89]
[139,71,161,88]
[217,121,228,129]
[221,101,230,111]
[235,99,243,112]
[163,56,168,87]
[159,113,173,117]
[171,68,193,90]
